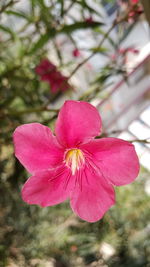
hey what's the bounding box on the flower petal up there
[55,100,102,147]
[13,123,64,174]
[35,59,56,76]
[80,138,140,186]
[70,168,115,222]
[22,166,75,207]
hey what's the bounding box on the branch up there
[129,138,150,144]
[63,2,75,16]
[0,0,19,14]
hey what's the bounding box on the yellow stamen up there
[65,149,85,175]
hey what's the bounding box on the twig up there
[0,0,19,14]
[4,107,59,116]
[63,1,75,16]
[129,138,150,144]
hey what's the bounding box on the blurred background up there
[0,0,150,266]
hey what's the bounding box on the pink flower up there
[128,0,143,22]
[127,47,139,54]
[118,48,126,54]
[131,0,139,4]
[111,47,139,61]
[110,54,117,61]
[72,48,81,58]
[85,16,94,23]
[35,59,70,93]
[119,47,139,54]
[13,101,139,222]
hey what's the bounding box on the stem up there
[5,107,59,116]
[129,139,150,144]
[63,1,75,16]
[0,0,19,14]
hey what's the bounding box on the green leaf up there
[58,0,64,17]
[5,10,32,22]
[29,30,56,54]
[96,28,116,48]
[90,46,109,54]
[0,24,16,39]
[32,0,46,8]
[60,21,104,34]
[118,24,135,45]
[76,0,102,17]
[29,21,104,54]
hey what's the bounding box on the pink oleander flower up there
[35,59,70,93]
[13,101,140,222]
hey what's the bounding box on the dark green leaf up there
[29,29,56,54]
[60,21,104,34]
[90,46,109,54]
[118,24,135,45]
[0,24,16,39]
[96,28,116,48]
[76,0,102,17]
[29,21,104,54]
[58,0,64,17]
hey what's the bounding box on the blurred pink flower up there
[128,0,143,22]
[127,48,139,54]
[85,16,94,23]
[130,0,139,4]
[13,101,139,222]
[128,7,143,18]
[110,54,117,61]
[118,48,126,54]
[35,59,70,93]
[111,47,139,61]
[119,47,139,54]
[72,48,81,58]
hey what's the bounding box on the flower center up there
[65,149,85,175]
